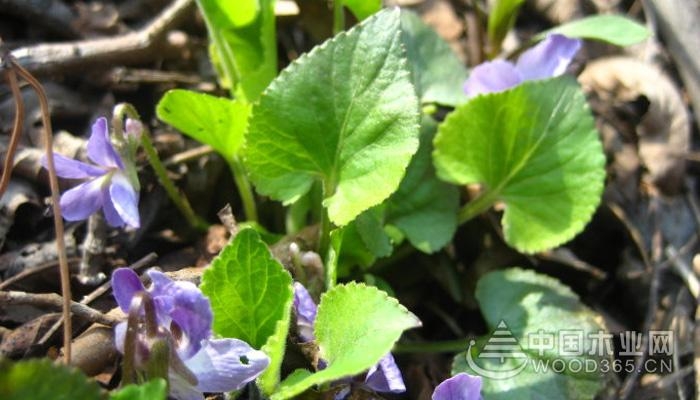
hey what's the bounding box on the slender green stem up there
[141,133,209,232]
[228,156,258,222]
[332,0,345,34]
[318,179,338,289]
[393,339,472,354]
[458,189,499,224]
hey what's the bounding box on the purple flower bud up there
[111,268,270,400]
[41,117,140,228]
[124,118,143,140]
[463,34,581,98]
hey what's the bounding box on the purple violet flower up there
[463,34,581,98]
[41,117,140,228]
[111,268,269,400]
[432,373,483,400]
[292,282,405,393]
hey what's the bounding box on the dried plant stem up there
[0,68,22,197]
[10,59,74,364]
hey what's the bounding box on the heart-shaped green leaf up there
[399,10,468,106]
[433,77,605,253]
[452,268,608,399]
[272,282,421,399]
[244,8,420,226]
[156,89,250,158]
[201,229,293,392]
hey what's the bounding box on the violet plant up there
[3,1,654,399]
[42,104,208,232]
[41,117,140,228]
[111,267,269,399]
[96,2,648,400]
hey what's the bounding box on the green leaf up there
[272,283,421,400]
[355,206,393,258]
[0,359,101,400]
[257,305,294,395]
[342,0,381,20]
[399,10,468,106]
[452,268,607,399]
[156,89,250,157]
[538,15,650,46]
[196,0,277,101]
[244,9,420,226]
[338,221,378,274]
[386,116,459,253]
[433,77,605,253]
[487,0,525,57]
[109,379,167,400]
[201,228,293,349]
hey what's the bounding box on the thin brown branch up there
[0,290,120,326]
[6,0,194,76]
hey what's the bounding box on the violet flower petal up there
[293,282,318,342]
[114,321,127,353]
[59,177,105,221]
[87,117,124,170]
[515,34,581,81]
[169,373,205,400]
[111,268,145,312]
[364,353,406,393]
[102,181,126,227]
[41,153,106,179]
[432,373,483,400]
[187,339,270,393]
[147,270,212,358]
[109,173,140,228]
[463,60,522,98]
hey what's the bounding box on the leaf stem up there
[333,0,345,34]
[393,338,471,354]
[228,156,259,222]
[140,132,209,232]
[458,189,498,224]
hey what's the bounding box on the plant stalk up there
[228,156,258,222]
[333,0,345,34]
[458,189,498,224]
[140,132,209,232]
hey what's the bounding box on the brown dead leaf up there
[0,313,60,358]
[579,56,690,196]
